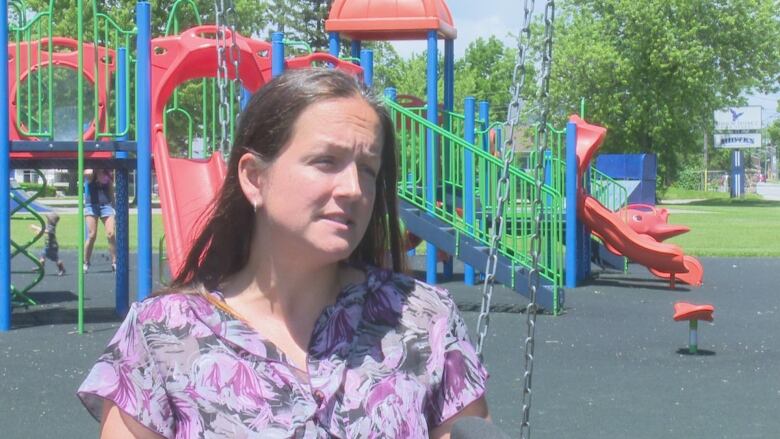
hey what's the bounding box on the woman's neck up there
[220,254,344,323]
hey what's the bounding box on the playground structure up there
[1,0,705,333]
[0,0,366,332]
[571,115,703,288]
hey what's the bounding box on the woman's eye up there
[313,156,336,167]
[361,166,379,178]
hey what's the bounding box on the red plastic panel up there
[7,37,115,141]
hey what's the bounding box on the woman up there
[78,69,489,438]
[84,168,117,272]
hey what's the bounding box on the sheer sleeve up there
[77,303,174,438]
[426,290,489,427]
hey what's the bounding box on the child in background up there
[31,212,66,276]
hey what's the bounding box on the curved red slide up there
[570,115,703,287]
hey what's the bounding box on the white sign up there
[713,133,762,149]
[714,106,762,130]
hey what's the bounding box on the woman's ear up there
[237,152,266,209]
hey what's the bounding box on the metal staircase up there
[387,98,564,313]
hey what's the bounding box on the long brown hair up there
[164,68,404,293]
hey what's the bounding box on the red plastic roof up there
[325,0,457,41]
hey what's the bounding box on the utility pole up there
[703,126,708,191]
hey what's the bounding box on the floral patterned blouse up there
[77,266,488,438]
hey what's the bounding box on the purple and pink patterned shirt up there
[78,266,488,438]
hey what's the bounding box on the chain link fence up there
[682,169,766,193]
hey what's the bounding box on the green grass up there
[18,196,775,259]
[658,187,732,201]
[12,213,165,252]
[659,198,780,257]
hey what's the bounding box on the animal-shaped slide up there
[571,115,703,287]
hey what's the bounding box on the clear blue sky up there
[388,0,779,125]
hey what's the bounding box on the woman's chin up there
[311,242,357,263]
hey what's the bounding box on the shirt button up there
[313,390,325,404]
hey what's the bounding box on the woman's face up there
[253,96,383,264]
[98,170,112,185]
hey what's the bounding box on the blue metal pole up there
[360,49,373,88]
[565,122,577,288]
[463,97,476,285]
[272,32,284,77]
[328,32,340,57]
[115,166,129,314]
[386,86,417,259]
[425,31,439,285]
[443,40,455,177]
[478,101,490,152]
[478,101,490,209]
[350,40,361,63]
[441,39,455,281]
[386,87,419,259]
[115,47,129,315]
[240,88,252,110]
[580,163,591,282]
[117,48,128,138]
[136,2,152,301]
[731,150,744,198]
[444,40,454,113]
[0,0,11,331]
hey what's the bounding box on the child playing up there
[31,212,66,276]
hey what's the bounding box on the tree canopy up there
[11,0,780,182]
[546,0,780,181]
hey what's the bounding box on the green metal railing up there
[588,166,630,271]
[590,166,630,214]
[163,0,208,158]
[10,171,48,306]
[387,99,565,296]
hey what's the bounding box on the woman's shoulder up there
[363,265,455,315]
[129,291,216,328]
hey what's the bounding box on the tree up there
[546,0,780,182]
[264,0,333,52]
[453,36,519,121]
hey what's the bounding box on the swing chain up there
[521,2,555,438]
[475,0,535,360]
[225,2,244,109]
[473,1,555,438]
[215,0,240,157]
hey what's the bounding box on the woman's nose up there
[334,164,362,198]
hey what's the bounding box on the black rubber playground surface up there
[2,250,778,438]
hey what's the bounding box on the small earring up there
[252,199,258,212]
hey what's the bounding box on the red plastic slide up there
[570,115,703,287]
[150,26,362,276]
